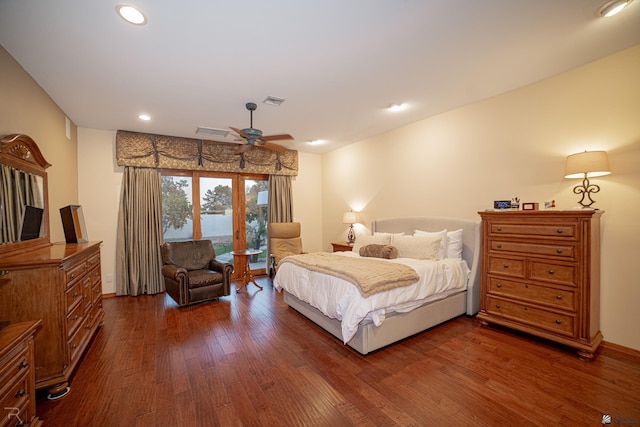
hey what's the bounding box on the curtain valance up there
[115,130,298,176]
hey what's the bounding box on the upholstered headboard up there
[371,216,481,315]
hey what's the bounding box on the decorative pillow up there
[352,234,391,253]
[359,244,398,259]
[392,235,442,260]
[413,229,447,260]
[374,231,405,244]
[446,229,464,259]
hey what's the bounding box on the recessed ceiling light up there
[138,114,151,121]
[117,5,147,25]
[596,0,633,17]
[308,139,325,145]
[387,103,407,112]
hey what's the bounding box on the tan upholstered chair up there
[268,222,303,277]
[161,240,233,307]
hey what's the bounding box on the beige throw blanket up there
[279,252,419,297]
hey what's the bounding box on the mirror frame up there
[0,133,51,256]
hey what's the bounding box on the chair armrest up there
[162,264,188,281]
[209,259,234,275]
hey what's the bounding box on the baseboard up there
[601,340,640,360]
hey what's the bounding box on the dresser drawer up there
[65,259,88,286]
[0,376,31,427]
[91,280,102,305]
[0,345,29,398]
[68,324,88,364]
[491,240,575,259]
[66,300,84,338]
[490,222,576,239]
[530,261,576,287]
[488,256,525,278]
[486,296,575,336]
[488,277,576,311]
[65,280,83,312]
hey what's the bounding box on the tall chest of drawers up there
[0,242,104,399]
[477,211,603,359]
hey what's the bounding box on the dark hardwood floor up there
[36,277,640,426]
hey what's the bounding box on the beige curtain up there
[116,167,164,296]
[268,175,293,223]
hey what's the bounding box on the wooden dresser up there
[0,242,104,399]
[0,320,42,427]
[477,210,603,359]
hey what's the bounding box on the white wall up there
[321,45,640,350]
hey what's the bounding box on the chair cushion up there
[188,269,224,289]
[272,237,303,263]
[269,222,301,239]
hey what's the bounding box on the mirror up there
[0,134,51,255]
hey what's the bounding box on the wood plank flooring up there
[36,277,640,426]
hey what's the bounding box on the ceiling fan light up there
[596,0,633,17]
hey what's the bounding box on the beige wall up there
[0,45,79,242]
[322,45,640,350]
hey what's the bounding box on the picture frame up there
[522,202,539,211]
[60,205,88,243]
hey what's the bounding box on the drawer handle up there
[18,360,28,369]
[15,389,26,398]
[503,264,509,269]
[555,319,562,324]
[70,273,75,279]
[556,248,563,254]
[556,295,563,300]
[72,343,77,349]
[496,244,502,249]
[497,226,502,231]
[548,270,555,275]
[73,315,78,321]
[495,304,501,309]
[496,283,502,288]
[72,292,79,298]
[556,229,563,234]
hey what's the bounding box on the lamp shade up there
[564,151,611,179]
[342,211,358,224]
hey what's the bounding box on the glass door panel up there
[200,177,234,267]
[244,178,268,274]
[161,175,194,242]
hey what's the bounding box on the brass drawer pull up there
[556,248,563,254]
[556,295,563,300]
[496,283,502,288]
[497,244,502,249]
[497,226,503,231]
[548,270,555,275]
[557,229,563,234]
[555,319,562,324]
[70,273,75,279]
[72,292,79,298]
[18,360,28,369]
[15,389,26,398]
[495,304,501,309]
[73,315,78,321]
[71,343,77,349]
[503,264,509,269]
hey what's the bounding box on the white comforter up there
[273,251,470,343]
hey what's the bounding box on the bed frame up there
[283,216,481,354]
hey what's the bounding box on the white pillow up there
[352,234,391,253]
[374,231,405,244]
[446,229,463,259]
[393,235,442,260]
[414,229,447,260]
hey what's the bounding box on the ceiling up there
[1,1,639,154]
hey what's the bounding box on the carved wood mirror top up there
[0,134,51,255]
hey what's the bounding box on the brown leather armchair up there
[161,240,233,307]
[268,222,303,278]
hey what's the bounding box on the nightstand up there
[331,242,353,252]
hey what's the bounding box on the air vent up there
[196,127,230,137]
[263,96,285,106]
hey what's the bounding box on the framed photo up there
[522,202,539,211]
[60,205,88,243]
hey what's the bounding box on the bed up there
[274,216,481,355]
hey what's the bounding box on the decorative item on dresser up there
[331,242,353,252]
[0,320,43,426]
[477,210,603,360]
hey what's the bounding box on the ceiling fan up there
[229,102,294,154]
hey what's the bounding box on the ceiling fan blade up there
[235,144,252,155]
[262,142,288,153]
[261,133,294,142]
[229,126,249,138]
